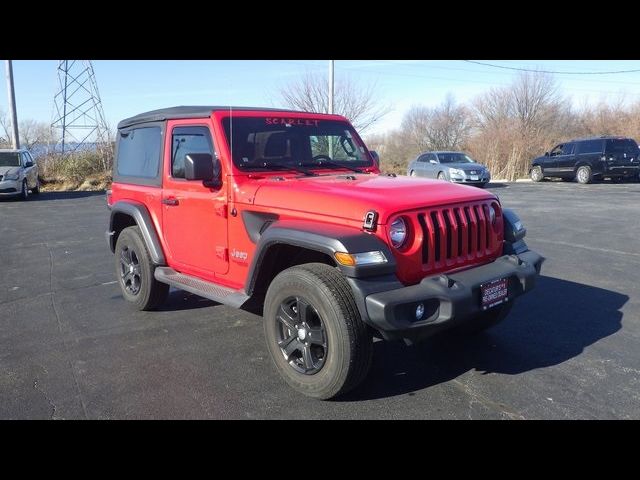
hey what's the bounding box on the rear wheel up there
[263,263,373,399]
[576,165,592,184]
[410,170,417,177]
[530,166,544,182]
[115,226,169,311]
[31,177,40,194]
[451,303,513,335]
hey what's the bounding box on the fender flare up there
[244,219,397,295]
[108,200,166,265]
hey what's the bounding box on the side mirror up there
[184,153,221,188]
[544,152,550,157]
[25,161,34,168]
[370,150,380,167]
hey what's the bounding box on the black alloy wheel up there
[276,296,328,375]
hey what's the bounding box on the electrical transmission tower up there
[51,60,112,167]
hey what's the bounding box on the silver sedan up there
[407,151,491,187]
[0,149,40,200]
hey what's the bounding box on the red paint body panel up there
[110,109,504,291]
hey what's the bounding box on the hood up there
[252,173,496,224]
[444,162,486,170]
[0,166,20,176]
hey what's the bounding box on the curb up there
[491,179,532,183]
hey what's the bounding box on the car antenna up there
[229,106,233,165]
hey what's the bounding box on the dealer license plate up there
[470,175,479,181]
[480,278,508,310]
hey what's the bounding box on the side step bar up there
[154,267,249,309]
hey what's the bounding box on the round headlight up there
[488,205,496,224]
[389,217,407,248]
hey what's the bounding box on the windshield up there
[222,117,373,171]
[0,152,21,167]
[438,153,474,164]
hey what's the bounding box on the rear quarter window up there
[575,140,604,154]
[606,138,640,156]
[116,126,162,180]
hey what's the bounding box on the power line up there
[463,60,640,75]
[269,60,640,97]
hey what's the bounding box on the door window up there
[171,126,215,179]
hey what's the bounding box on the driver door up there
[545,145,563,174]
[161,121,229,278]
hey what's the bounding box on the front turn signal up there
[334,251,387,267]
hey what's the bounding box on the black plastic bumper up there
[348,250,544,343]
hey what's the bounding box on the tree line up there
[365,72,640,180]
[3,69,639,186]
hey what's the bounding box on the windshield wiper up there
[243,163,318,176]
[300,160,364,173]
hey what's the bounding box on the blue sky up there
[3,60,640,136]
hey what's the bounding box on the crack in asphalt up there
[534,238,640,258]
[33,379,57,420]
[0,279,117,307]
[47,244,89,420]
[451,378,526,420]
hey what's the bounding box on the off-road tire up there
[115,226,169,311]
[576,165,592,184]
[263,263,373,400]
[450,302,513,335]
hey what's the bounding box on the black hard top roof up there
[117,105,309,129]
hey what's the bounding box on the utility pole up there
[328,60,334,114]
[5,60,20,149]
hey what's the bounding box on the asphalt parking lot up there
[1,181,639,419]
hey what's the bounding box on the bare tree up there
[468,71,573,180]
[0,108,12,147]
[277,72,390,133]
[401,95,471,152]
[19,119,57,151]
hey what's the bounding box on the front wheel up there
[437,172,446,181]
[263,263,373,400]
[530,166,544,182]
[20,180,28,200]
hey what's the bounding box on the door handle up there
[161,197,179,206]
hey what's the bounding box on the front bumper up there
[0,179,20,195]
[450,172,490,185]
[348,249,543,343]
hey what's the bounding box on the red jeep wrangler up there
[106,106,543,399]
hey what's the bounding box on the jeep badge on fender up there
[106,106,543,400]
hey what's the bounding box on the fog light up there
[415,303,425,320]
